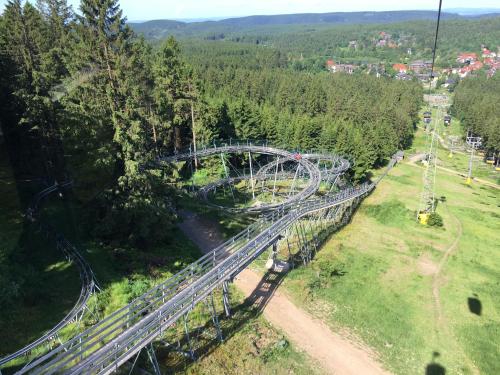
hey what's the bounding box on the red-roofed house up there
[458,61,484,78]
[484,57,495,66]
[326,59,335,72]
[458,66,472,78]
[482,48,496,58]
[457,52,478,64]
[392,63,408,73]
[470,61,484,71]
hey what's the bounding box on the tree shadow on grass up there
[157,270,287,374]
[425,351,446,375]
[467,293,482,316]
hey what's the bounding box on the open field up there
[410,106,500,186]
[281,132,500,374]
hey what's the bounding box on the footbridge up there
[1,140,402,374]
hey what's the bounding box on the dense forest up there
[451,75,500,155]
[132,15,500,69]
[0,0,423,254]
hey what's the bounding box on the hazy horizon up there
[1,0,500,21]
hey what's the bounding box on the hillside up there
[127,9,500,41]
[129,10,461,39]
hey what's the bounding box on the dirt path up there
[406,155,499,190]
[430,206,480,375]
[178,210,391,375]
[432,206,462,325]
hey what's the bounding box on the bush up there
[427,212,443,227]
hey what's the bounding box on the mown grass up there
[436,109,499,185]
[282,136,500,374]
[423,106,499,185]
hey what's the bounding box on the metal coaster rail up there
[4,141,401,375]
[161,141,340,213]
[0,182,99,370]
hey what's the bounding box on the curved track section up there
[16,146,401,375]
[255,153,350,181]
[162,141,348,213]
[0,183,99,371]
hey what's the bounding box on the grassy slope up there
[282,129,500,374]
[0,147,81,357]
[437,117,500,185]
[410,106,500,185]
[177,288,323,375]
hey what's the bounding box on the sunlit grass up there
[282,135,500,374]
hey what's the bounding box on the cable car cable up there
[428,0,443,96]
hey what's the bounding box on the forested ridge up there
[451,75,500,153]
[0,0,423,253]
[134,16,500,68]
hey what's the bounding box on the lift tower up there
[417,106,441,224]
[465,131,482,185]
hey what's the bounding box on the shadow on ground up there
[425,351,446,375]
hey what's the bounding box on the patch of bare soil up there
[417,253,439,276]
[235,269,391,375]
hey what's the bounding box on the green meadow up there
[282,131,500,374]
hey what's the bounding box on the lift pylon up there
[417,106,441,224]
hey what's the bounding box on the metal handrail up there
[13,145,401,374]
[0,182,99,368]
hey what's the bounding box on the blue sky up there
[1,0,499,21]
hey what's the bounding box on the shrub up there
[427,212,443,227]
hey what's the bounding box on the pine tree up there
[152,37,195,153]
[0,0,69,180]
[66,0,177,246]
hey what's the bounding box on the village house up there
[326,59,335,72]
[483,57,495,66]
[409,60,432,74]
[379,31,391,40]
[485,60,500,77]
[443,78,457,88]
[458,61,484,78]
[325,59,358,74]
[349,40,358,50]
[456,52,477,64]
[395,72,412,81]
[375,31,393,47]
[336,64,357,74]
[481,48,496,59]
[366,63,385,77]
[392,63,408,73]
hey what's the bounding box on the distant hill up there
[445,8,500,15]
[214,10,459,26]
[129,10,463,40]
